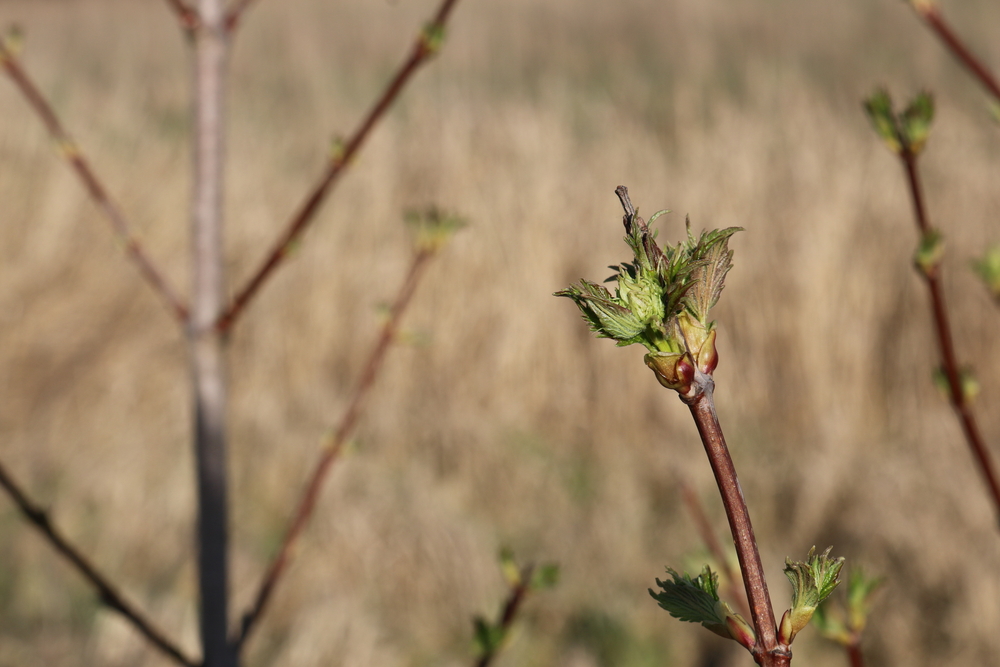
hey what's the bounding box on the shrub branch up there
[910,1,1000,103]
[216,0,464,334]
[235,244,439,651]
[0,462,196,667]
[0,40,189,322]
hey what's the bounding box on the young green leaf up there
[972,244,1000,301]
[649,565,754,650]
[780,546,845,644]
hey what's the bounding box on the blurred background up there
[2,0,1000,665]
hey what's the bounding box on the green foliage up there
[972,244,1000,300]
[555,188,741,393]
[914,229,945,275]
[863,88,935,155]
[812,566,883,647]
[404,205,467,252]
[779,547,845,644]
[649,565,754,649]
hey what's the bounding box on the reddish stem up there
[0,461,196,666]
[0,44,190,322]
[234,248,435,650]
[223,0,258,32]
[913,4,1000,103]
[900,149,1000,522]
[474,564,535,667]
[216,0,462,334]
[163,0,201,30]
[846,640,865,667]
[684,373,789,667]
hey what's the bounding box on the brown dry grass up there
[2,0,1000,665]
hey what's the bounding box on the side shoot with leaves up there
[557,186,844,667]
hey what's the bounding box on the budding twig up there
[235,246,437,651]
[0,40,189,322]
[910,2,1000,103]
[898,144,1000,522]
[217,0,463,333]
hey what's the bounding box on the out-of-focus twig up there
[216,0,463,333]
[234,245,438,651]
[224,0,259,32]
[898,144,1000,522]
[0,40,190,323]
[0,461,197,667]
[678,478,750,620]
[162,0,200,31]
[474,564,535,667]
[910,1,1000,103]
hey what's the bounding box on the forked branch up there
[0,41,189,322]
[216,0,464,333]
[0,461,197,667]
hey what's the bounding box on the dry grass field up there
[2,0,1000,665]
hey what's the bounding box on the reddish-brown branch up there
[846,641,865,667]
[678,478,751,620]
[912,3,1000,103]
[899,149,1000,521]
[216,0,463,334]
[685,374,789,667]
[0,461,197,667]
[474,564,535,667]
[234,247,436,650]
[0,43,189,323]
[163,0,201,30]
[223,0,258,32]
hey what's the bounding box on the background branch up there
[216,0,463,333]
[911,2,1000,102]
[235,245,437,650]
[0,461,196,667]
[0,41,189,322]
[898,147,1000,521]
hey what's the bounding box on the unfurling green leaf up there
[781,546,845,644]
[972,244,1000,301]
[556,186,741,394]
[932,366,980,402]
[472,616,506,655]
[812,566,883,648]
[902,92,935,154]
[863,89,902,154]
[531,563,561,590]
[649,566,755,650]
[914,229,944,276]
[863,88,935,156]
[404,205,467,253]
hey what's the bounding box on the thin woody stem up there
[163,0,201,31]
[911,3,1000,103]
[0,461,197,667]
[0,42,189,323]
[234,247,436,651]
[684,373,789,667]
[898,149,1000,522]
[216,0,463,333]
[224,0,258,32]
[474,564,535,667]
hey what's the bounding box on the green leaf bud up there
[782,546,845,644]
